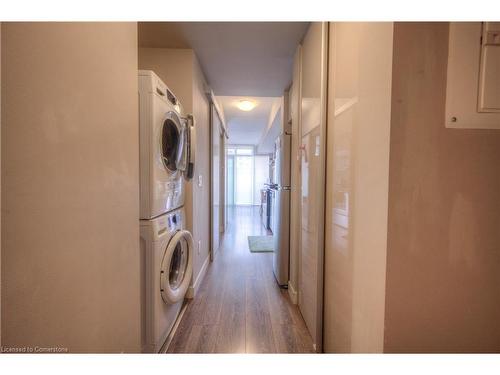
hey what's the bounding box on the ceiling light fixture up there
[237,100,256,111]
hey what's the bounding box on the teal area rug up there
[247,236,274,253]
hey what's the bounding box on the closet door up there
[323,22,393,353]
[289,46,302,306]
[299,22,328,352]
[211,105,223,259]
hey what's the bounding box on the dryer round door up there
[160,230,193,304]
[160,111,185,173]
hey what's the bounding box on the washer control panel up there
[166,211,183,231]
[152,208,184,237]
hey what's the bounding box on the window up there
[236,148,253,155]
[235,154,253,205]
[226,146,270,206]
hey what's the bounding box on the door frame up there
[209,102,226,262]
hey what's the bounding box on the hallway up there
[167,206,314,353]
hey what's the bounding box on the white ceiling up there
[138,22,309,96]
[217,96,280,146]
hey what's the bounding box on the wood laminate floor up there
[167,206,315,353]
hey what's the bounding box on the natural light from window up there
[226,146,270,206]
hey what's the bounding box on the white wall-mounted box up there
[445,22,500,129]
[478,22,500,113]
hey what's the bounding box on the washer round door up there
[160,111,185,173]
[160,230,193,304]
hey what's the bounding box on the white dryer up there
[140,207,193,353]
[139,70,194,219]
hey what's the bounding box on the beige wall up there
[138,48,211,294]
[138,48,194,112]
[385,22,500,353]
[323,22,393,353]
[1,23,140,352]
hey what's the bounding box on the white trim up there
[186,254,210,299]
[288,280,298,304]
[205,86,228,138]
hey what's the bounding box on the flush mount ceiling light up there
[237,100,256,111]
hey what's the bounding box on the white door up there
[299,22,328,352]
[211,107,223,258]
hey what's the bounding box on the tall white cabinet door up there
[299,128,322,344]
[323,22,393,353]
[289,45,302,306]
[298,22,328,351]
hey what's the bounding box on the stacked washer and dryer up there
[139,70,195,353]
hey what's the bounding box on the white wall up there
[258,98,283,154]
[2,23,140,352]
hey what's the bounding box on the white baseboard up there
[186,254,209,299]
[288,280,298,304]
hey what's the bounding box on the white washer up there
[140,207,193,353]
[139,70,194,219]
